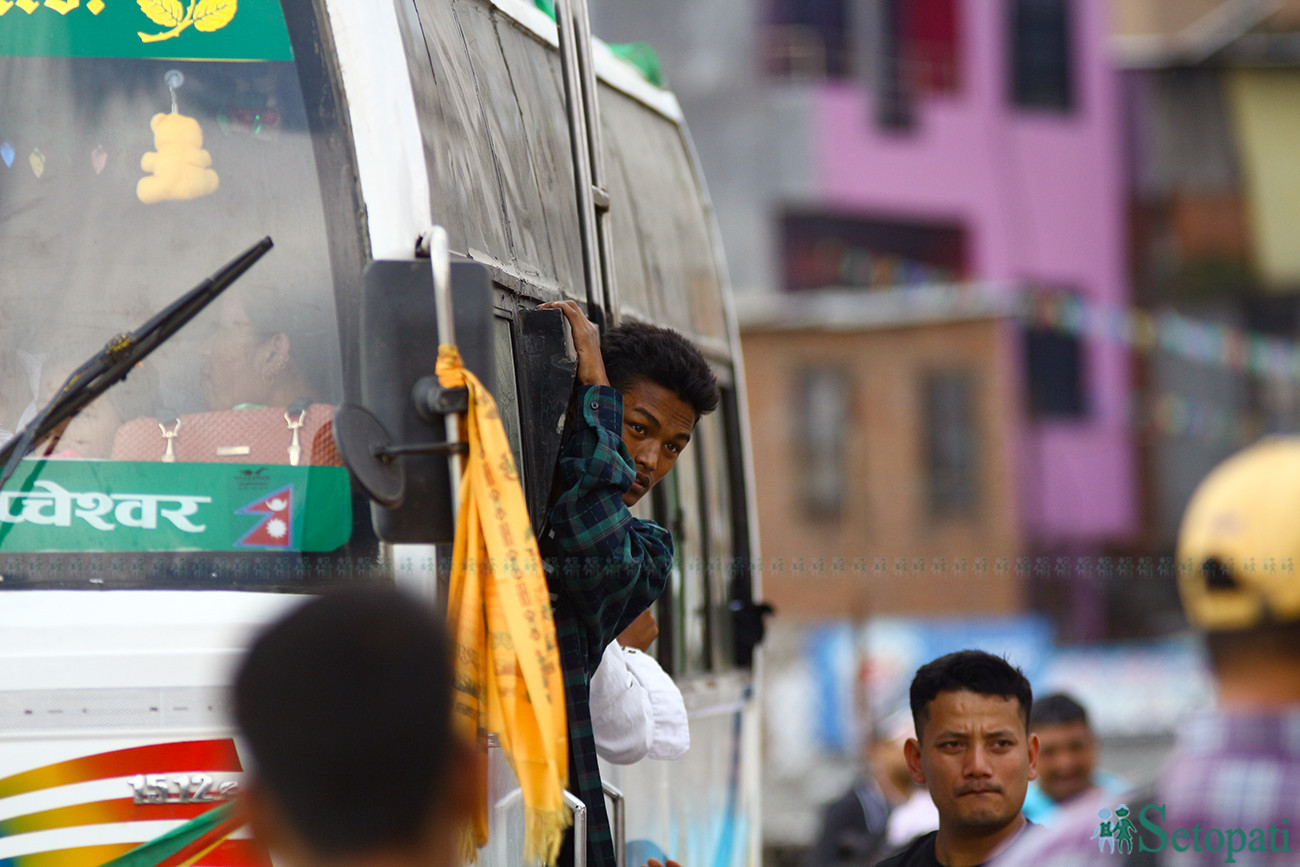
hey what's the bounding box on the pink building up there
[782,0,1136,551]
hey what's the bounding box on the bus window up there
[695,402,738,671]
[721,384,761,667]
[399,0,583,293]
[0,0,369,584]
[658,424,710,675]
[648,379,756,676]
[493,20,584,294]
[599,85,727,343]
[399,0,508,265]
[492,310,526,485]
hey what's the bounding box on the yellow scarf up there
[437,346,570,865]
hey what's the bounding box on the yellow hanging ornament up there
[438,345,571,866]
[137,112,219,204]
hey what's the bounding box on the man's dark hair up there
[234,588,455,856]
[601,321,720,418]
[909,649,1033,737]
[1030,692,1089,731]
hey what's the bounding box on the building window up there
[764,0,852,80]
[904,0,961,94]
[924,372,979,517]
[1022,292,1087,418]
[875,0,915,129]
[874,0,962,130]
[1009,0,1074,112]
[782,212,967,292]
[798,367,851,520]
[1023,328,1087,418]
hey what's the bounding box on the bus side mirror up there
[344,258,493,544]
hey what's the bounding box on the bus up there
[0,1,761,866]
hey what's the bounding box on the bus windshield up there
[0,0,370,588]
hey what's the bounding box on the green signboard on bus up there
[0,459,350,552]
[0,0,293,61]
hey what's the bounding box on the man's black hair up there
[1029,692,1089,730]
[601,321,720,418]
[234,588,455,856]
[909,649,1033,737]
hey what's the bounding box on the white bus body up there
[0,1,760,865]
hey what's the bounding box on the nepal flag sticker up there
[236,485,294,548]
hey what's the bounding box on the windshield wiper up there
[0,236,274,492]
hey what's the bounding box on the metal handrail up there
[494,788,588,867]
[603,781,625,867]
[564,789,587,867]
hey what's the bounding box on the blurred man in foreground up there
[234,589,477,867]
[874,650,1038,867]
[1002,437,1300,866]
[1020,693,1126,826]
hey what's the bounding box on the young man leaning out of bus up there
[536,299,719,867]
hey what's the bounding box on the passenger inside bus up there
[0,354,37,448]
[0,295,42,446]
[110,287,342,465]
[196,290,326,413]
[35,350,159,460]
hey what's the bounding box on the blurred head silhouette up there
[1176,437,1300,707]
[234,588,479,867]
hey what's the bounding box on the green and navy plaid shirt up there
[542,385,674,867]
